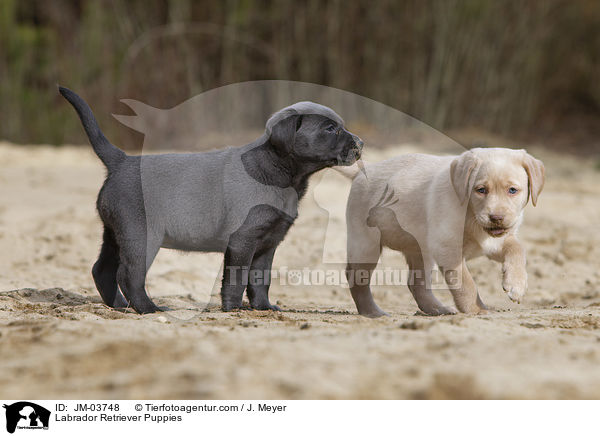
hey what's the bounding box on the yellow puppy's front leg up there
[501,235,528,303]
[444,260,486,314]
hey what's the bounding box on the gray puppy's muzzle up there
[353,135,364,153]
[335,132,363,166]
[349,135,364,160]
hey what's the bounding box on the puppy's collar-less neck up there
[241,139,302,190]
[241,135,334,202]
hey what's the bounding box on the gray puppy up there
[59,87,362,313]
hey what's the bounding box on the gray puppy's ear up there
[450,151,482,204]
[269,114,302,154]
[521,152,545,206]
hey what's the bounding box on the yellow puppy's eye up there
[476,187,487,194]
[508,187,518,195]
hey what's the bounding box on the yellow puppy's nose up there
[489,214,504,224]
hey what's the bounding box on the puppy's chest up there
[464,232,506,259]
[247,210,297,251]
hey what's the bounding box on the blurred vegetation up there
[1,0,599,151]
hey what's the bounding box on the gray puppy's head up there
[265,101,362,166]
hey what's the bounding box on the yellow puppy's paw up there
[502,268,527,303]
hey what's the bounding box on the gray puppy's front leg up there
[246,247,280,310]
[221,240,256,311]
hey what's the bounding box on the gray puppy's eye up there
[324,124,336,133]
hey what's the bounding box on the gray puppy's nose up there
[353,136,364,149]
[489,214,504,224]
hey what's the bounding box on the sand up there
[1,140,599,399]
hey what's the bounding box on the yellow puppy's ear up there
[450,151,482,204]
[522,152,545,206]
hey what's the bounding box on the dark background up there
[1,0,600,153]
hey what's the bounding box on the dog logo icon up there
[3,402,50,434]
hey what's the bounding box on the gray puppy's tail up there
[58,86,126,170]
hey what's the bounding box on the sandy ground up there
[1,139,600,399]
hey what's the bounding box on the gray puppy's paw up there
[252,303,282,311]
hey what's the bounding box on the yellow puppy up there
[340,148,545,317]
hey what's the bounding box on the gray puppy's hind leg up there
[115,232,162,314]
[246,247,279,311]
[92,226,129,308]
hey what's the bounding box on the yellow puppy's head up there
[451,148,545,237]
